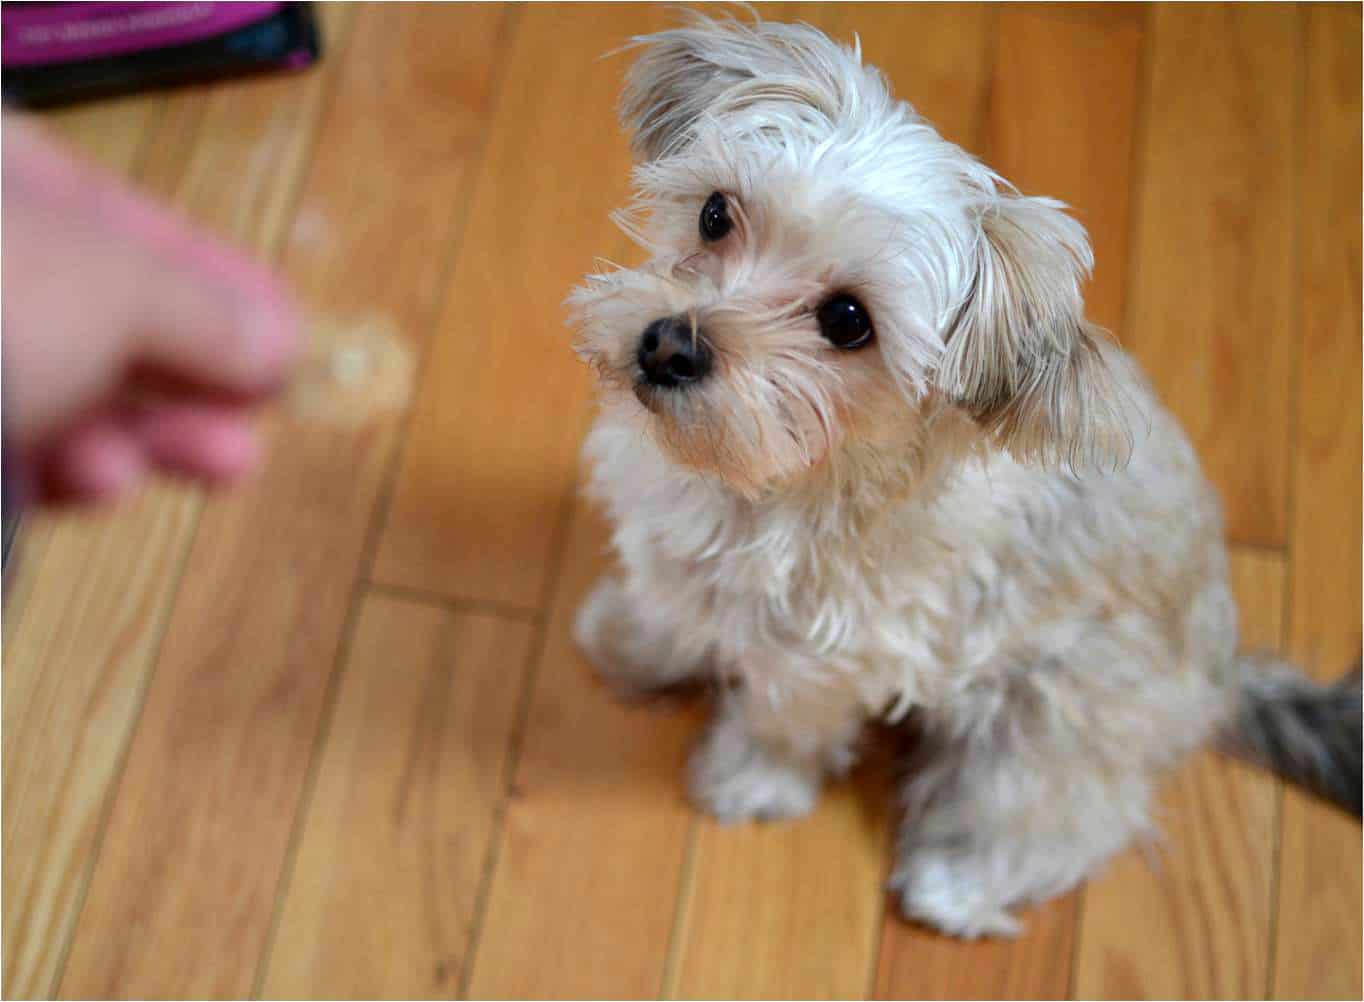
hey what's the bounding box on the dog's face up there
[573,18,1127,499]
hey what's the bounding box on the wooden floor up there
[4,4,1360,999]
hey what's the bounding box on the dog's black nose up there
[638,316,712,388]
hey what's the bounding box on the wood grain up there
[668,771,890,1000]
[466,500,699,1001]
[2,492,196,1002]
[43,93,162,168]
[3,15,353,994]
[260,596,534,999]
[371,4,666,610]
[876,894,1078,1002]
[57,6,507,997]
[792,3,993,151]
[2,517,54,634]
[1273,6,1363,999]
[1124,5,1298,547]
[984,6,1143,337]
[1073,550,1284,1000]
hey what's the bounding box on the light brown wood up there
[984,6,1143,337]
[1073,550,1284,1000]
[466,500,699,1001]
[57,7,506,997]
[371,4,667,610]
[1273,7,1363,1000]
[793,3,993,150]
[1003,3,1145,29]
[876,894,1078,1002]
[1123,5,1298,548]
[1,517,53,634]
[2,491,195,1002]
[259,595,534,999]
[668,769,890,1000]
[43,92,162,169]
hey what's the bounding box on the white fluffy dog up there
[569,16,1360,937]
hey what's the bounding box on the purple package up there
[1,2,321,107]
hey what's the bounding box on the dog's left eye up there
[699,191,733,242]
[817,294,874,349]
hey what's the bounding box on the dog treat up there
[1,3,321,108]
[287,316,415,429]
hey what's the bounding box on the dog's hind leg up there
[890,726,1155,938]
[890,639,1229,938]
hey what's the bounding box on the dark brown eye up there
[699,191,732,242]
[817,294,874,349]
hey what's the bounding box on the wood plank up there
[1273,6,1363,999]
[56,7,508,998]
[466,500,699,1001]
[876,895,1078,1002]
[1002,3,1144,27]
[983,6,1143,337]
[1,516,54,631]
[1124,5,1298,547]
[370,4,667,609]
[873,10,1142,999]
[43,93,162,169]
[791,3,993,151]
[669,771,890,1001]
[259,596,534,999]
[2,493,194,1002]
[1073,550,1283,1000]
[3,16,354,994]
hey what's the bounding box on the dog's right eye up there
[699,192,733,242]
[817,294,874,349]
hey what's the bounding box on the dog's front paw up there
[573,577,704,701]
[572,578,655,700]
[889,852,1022,939]
[689,717,820,823]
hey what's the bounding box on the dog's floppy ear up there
[937,195,1131,471]
[620,18,863,162]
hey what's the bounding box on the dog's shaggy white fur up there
[569,16,1360,937]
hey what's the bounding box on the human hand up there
[2,113,300,506]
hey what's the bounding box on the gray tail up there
[1220,654,1361,817]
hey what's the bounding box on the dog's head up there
[572,16,1129,499]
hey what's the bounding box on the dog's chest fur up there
[585,374,1232,723]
